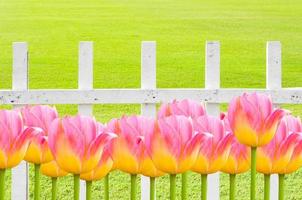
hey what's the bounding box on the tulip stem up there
[229,174,236,200]
[251,147,257,200]
[104,174,109,200]
[182,172,188,200]
[74,174,80,200]
[150,177,155,200]
[170,174,176,200]
[130,174,137,200]
[34,164,41,200]
[0,169,5,200]
[264,174,270,200]
[201,174,207,200]
[279,174,285,200]
[86,181,92,200]
[51,177,57,200]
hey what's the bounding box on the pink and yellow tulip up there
[41,161,68,200]
[221,135,250,174]
[221,113,250,174]
[191,115,233,174]
[107,116,164,177]
[145,115,206,174]
[191,115,233,200]
[80,147,113,181]
[158,99,206,200]
[257,115,302,200]
[21,105,59,200]
[49,115,115,174]
[257,115,302,174]
[0,109,37,200]
[107,116,164,200]
[220,113,250,200]
[80,146,113,200]
[158,99,206,118]
[222,135,250,200]
[41,161,68,178]
[48,115,116,200]
[145,115,207,200]
[227,93,286,147]
[227,93,286,200]
[0,109,36,169]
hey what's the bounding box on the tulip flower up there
[157,99,206,199]
[0,109,36,200]
[107,116,164,200]
[257,115,302,200]
[49,115,116,200]
[41,160,68,177]
[191,115,233,200]
[158,99,206,119]
[221,113,250,200]
[227,93,286,200]
[80,147,113,200]
[21,105,58,200]
[145,115,207,200]
[222,136,250,200]
[41,161,68,200]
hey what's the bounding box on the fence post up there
[12,42,29,200]
[266,41,281,200]
[205,41,220,200]
[78,41,94,200]
[141,41,156,200]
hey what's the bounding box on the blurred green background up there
[0,0,302,199]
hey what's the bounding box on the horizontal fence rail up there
[0,40,300,200]
[0,88,302,104]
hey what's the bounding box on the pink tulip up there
[227,93,286,147]
[21,105,58,133]
[221,135,250,174]
[21,105,58,164]
[220,113,250,174]
[191,115,233,174]
[157,99,206,118]
[41,161,68,178]
[257,115,302,174]
[80,146,113,181]
[107,116,164,177]
[0,109,36,169]
[48,115,116,174]
[145,115,208,174]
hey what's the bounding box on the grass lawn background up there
[0,0,302,199]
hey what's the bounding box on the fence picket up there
[12,42,29,200]
[78,41,94,200]
[266,41,281,200]
[140,41,157,200]
[205,41,220,200]
[1,40,298,199]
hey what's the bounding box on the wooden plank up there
[205,41,220,200]
[266,41,281,200]
[78,42,93,200]
[0,88,302,105]
[140,41,156,200]
[12,42,29,200]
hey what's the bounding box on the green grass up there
[0,0,302,199]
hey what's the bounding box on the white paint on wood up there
[12,42,29,200]
[0,88,302,105]
[141,41,156,200]
[266,41,281,200]
[205,41,220,200]
[266,41,281,90]
[78,42,93,200]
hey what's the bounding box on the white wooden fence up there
[1,41,302,200]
